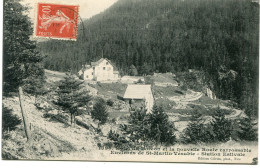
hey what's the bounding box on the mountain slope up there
[38,0,258,73]
[37,0,259,115]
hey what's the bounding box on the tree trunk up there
[73,114,76,127]
[34,92,37,104]
[18,87,31,142]
[98,122,100,129]
[71,113,73,126]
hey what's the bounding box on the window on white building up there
[103,67,106,70]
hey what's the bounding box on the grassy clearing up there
[155,97,176,111]
[171,104,233,116]
[153,73,177,83]
[45,69,67,82]
[153,86,183,97]
[194,95,228,105]
[94,83,127,99]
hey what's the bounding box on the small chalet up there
[123,84,154,113]
[78,58,119,81]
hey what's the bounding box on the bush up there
[182,122,215,144]
[182,110,202,143]
[237,117,258,141]
[91,98,109,125]
[129,65,138,76]
[106,99,114,107]
[182,108,233,144]
[211,107,232,142]
[148,105,176,145]
[155,97,176,111]
[103,142,114,149]
[111,118,116,123]
[176,71,204,92]
[2,106,21,132]
[136,79,144,84]
[108,130,120,141]
[127,108,149,141]
[144,76,154,85]
[180,83,188,91]
[107,105,177,148]
[183,122,203,144]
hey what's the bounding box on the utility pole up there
[18,87,31,142]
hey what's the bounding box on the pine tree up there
[182,110,204,144]
[211,107,232,142]
[129,65,138,76]
[23,67,48,103]
[108,105,176,147]
[140,63,152,76]
[3,0,46,143]
[3,0,45,93]
[238,108,258,141]
[56,73,91,126]
[91,98,109,126]
[148,105,176,145]
[238,117,258,141]
[127,106,150,141]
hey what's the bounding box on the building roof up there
[78,64,92,74]
[83,65,92,71]
[91,58,105,66]
[123,84,153,100]
[91,58,118,71]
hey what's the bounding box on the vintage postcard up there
[2,0,259,165]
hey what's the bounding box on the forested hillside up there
[38,0,259,116]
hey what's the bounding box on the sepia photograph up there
[1,0,259,165]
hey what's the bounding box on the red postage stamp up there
[35,3,79,40]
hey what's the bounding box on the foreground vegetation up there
[101,105,257,151]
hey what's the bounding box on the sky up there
[21,0,118,20]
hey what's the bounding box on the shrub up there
[182,108,232,144]
[129,65,138,76]
[180,83,188,91]
[147,105,176,145]
[182,110,202,143]
[211,107,232,142]
[103,142,114,149]
[183,122,203,144]
[107,105,177,148]
[144,76,154,85]
[237,117,258,141]
[91,98,109,125]
[127,108,150,141]
[97,143,102,149]
[108,130,120,141]
[2,106,21,132]
[176,71,205,92]
[106,99,114,107]
[111,118,116,123]
[136,79,143,84]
